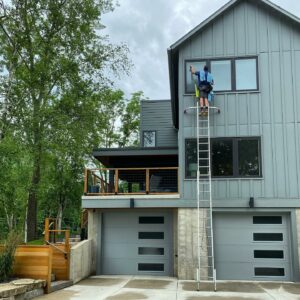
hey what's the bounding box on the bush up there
[0,231,22,282]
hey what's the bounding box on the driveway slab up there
[35,276,300,300]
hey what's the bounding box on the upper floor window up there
[143,131,156,147]
[185,57,258,94]
[185,137,261,178]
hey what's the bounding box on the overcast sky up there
[102,0,300,100]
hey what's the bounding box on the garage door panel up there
[214,213,291,281]
[101,211,173,276]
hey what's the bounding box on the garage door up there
[101,211,173,276]
[214,213,291,281]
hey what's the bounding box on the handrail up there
[84,167,179,196]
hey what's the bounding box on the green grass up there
[26,239,44,245]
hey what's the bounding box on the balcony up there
[84,167,179,196]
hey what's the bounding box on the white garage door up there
[100,210,173,276]
[214,213,292,281]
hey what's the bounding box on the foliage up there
[0,0,131,240]
[0,231,22,282]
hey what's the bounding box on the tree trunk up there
[57,202,63,231]
[26,151,41,241]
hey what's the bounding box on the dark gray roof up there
[168,0,300,129]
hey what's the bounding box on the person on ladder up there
[190,65,214,115]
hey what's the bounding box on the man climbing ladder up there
[190,65,214,115]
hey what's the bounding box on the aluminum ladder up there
[184,103,220,291]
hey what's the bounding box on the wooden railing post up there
[44,218,49,243]
[146,169,150,194]
[115,169,119,194]
[84,168,88,194]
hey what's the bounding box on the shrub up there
[0,231,22,282]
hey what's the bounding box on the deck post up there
[146,169,150,194]
[115,169,119,194]
[84,168,88,194]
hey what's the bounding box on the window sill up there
[184,177,264,181]
[184,90,260,96]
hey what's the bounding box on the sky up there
[102,0,300,100]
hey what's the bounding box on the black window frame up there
[142,130,157,147]
[184,56,259,94]
[185,137,262,179]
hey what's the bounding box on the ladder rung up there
[198,143,209,145]
[199,166,209,168]
[198,150,209,152]
[199,158,209,160]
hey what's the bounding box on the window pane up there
[138,263,164,271]
[139,216,164,224]
[185,139,197,178]
[253,216,282,224]
[254,250,284,259]
[212,140,233,176]
[186,61,206,93]
[238,139,260,176]
[138,247,164,255]
[143,131,156,147]
[138,232,164,239]
[254,267,284,276]
[211,60,231,91]
[236,59,257,90]
[253,233,283,241]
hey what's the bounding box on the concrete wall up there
[177,0,300,207]
[177,208,209,280]
[70,239,93,284]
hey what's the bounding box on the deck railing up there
[84,167,179,195]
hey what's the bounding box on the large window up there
[185,137,261,178]
[185,57,258,93]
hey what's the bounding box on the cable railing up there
[84,167,179,195]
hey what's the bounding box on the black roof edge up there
[168,48,179,129]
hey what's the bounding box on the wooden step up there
[49,280,73,293]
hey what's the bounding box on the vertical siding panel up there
[238,94,248,125]
[227,95,237,125]
[282,52,294,122]
[292,27,300,50]
[245,1,257,55]
[269,14,280,52]
[294,51,300,123]
[257,5,268,52]
[240,181,250,199]
[281,21,292,52]
[213,18,224,56]
[259,54,271,123]
[262,124,274,198]
[191,32,202,58]
[249,94,259,124]
[274,124,286,198]
[223,10,235,56]
[215,95,225,126]
[235,3,246,55]
[286,124,298,198]
[202,27,213,57]
[271,52,282,124]
[229,181,239,198]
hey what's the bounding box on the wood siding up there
[178,0,300,204]
[140,100,178,147]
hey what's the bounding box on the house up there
[82,0,300,282]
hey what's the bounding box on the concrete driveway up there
[35,276,300,300]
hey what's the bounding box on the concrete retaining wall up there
[70,239,93,284]
[177,208,209,280]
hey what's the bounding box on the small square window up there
[143,131,156,147]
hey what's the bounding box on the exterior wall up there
[140,100,178,147]
[177,208,208,280]
[70,239,93,283]
[87,210,101,274]
[178,0,300,206]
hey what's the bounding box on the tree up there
[0,0,129,241]
[119,91,143,147]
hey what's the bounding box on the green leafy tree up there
[0,0,130,241]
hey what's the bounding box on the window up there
[185,57,258,93]
[138,232,164,239]
[139,216,164,224]
[185,137,261,178]
[253,216,282,224]
[236,58,257,90]
[138,263,164,271]
[254,250,284,259]
[254,267,284,277]
[138,247,164,255]
[253,233,283,242]
[143,131,156,147]
[211,60,231,91]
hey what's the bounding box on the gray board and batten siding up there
[175,0,300,207]
[140,100,178,148]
